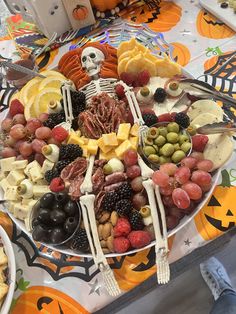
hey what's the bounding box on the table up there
[0,1,236,313]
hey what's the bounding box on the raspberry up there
[115,84,125,99]
[51,126,69,142]
[192,134,209,152]
[128,230,152,249]
[120,72,137,86]
[9,99,24,117]
[137,70,150,86]
[114,218,131,237]
[49,177,65,192]
[113,237,130,253]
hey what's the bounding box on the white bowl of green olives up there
[30,192,81,247]
[141,122,192,169]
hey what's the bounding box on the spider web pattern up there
[0,76,17,114]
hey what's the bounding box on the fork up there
[137,155,170,284]
[80,155,121,297]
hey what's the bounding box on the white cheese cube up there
[29,165,43,183]
[36,179,48,185]
[24,217,32,232]
[33,185,50,198]
[12,160,28,170]
[24,161,40,177]
[0,178,11,193]
[14,204,29,220]
[0,157,16,172]
[5,186,19,201]
[21,198,32,205]
[41,159,54,175]
[0,171,5,180]
[8,201,20,214]
[6,170,25,186]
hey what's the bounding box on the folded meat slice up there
[61,157,87,182]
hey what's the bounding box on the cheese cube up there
[115,140,133,158]
[41,159,54,175]
[81,145,89,158]
[130,123,139,137]
[8,201,19,214]
[24,217,32,232]
[12,160,28,170]
[0,157,16,172]
[0,171,5,181]
[87,139,98,155]
[24,161,40,177]
[117,123,131,141]
[5,186,19,201]
[102,133,118,147]
[97,137,113,154]
[27,161,43,182]
[33,185,50,198]
[0,178,11,193]
[14,204,30,220]
[67,132,85,146]
[6,170,25,186]
[22,198,32,205]
[81,136,89,144]
[99,150,118,161]
[129,136,139,150]
[36,179,48,185]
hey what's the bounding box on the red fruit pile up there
[120,70,151,87]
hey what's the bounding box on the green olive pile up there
[142,122,192,165]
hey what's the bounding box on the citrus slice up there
[125,53,157,76]
[118,56,130,75]
[40,70,66,79]
[34,88,62,117]
[38,76,66,91]
[19,77,42,106]
[24,96,36,120]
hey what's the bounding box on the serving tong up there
[197,121,236,135]
[0,60,45,79]
[79,156,121,297]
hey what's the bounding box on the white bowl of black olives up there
[30,192,81,247]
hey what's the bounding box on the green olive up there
[159,127,168,137]
[154,135,166,146]
[148,154,159,163]
[153,145,159,153]
[140,206,151,218]
[143,146,156,156]
[179,134,189,145]
[103,164,113,175]
[161,143,175,157]
[159,156,171,165]
[166,132,179,144]
[172,150,186,163]
[174,143,180,151]
[148,127,159,139]
[181,142,192,153]
[167,122,179,133]
[159,147,164,155]
[145,138,153,145]
[187,124,197,136]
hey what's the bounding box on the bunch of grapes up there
[152,152,214,230]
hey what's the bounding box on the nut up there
[102,222,112,240]
[102,248,110,254]
[100,240,107,248]
[110,211,118,226]
[107,236,114,252]
[99,211,111,224]
[98,224,104,240]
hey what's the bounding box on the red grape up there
[162,195,175,207]
[39,113,49,122]
[32,139,46,153]
[13,114,26,125]
[126,165,141,179]
[160,163,177,176]
[181,200,195,214]
[35,127,52,140]
[1,118,13,132]
[174,166,191,184]
[123,149,138,166]
[15,140,25,152]
[172,188,190,209]
[152,170,169,187]
[160,184,174,196]
[197,159,214,172]
[26,118,42,134]
[168,207,185,219]
[191,170,212,187]
[132,193,147,210]
[180,157,198,169]
[47,137,61,145]
[1,147,17,158]
[190,152,204,160]
[9,125,27,140]
[201,183,212,192]
[35,153,45,166]
[4,135,16,147]
[182,182,202,200]
[131,176,143,192]
[166,215,179,230]
[19,142,33,157]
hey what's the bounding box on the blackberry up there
[71,118,79,131]
[142,113,158,127]
[154,87,167,103]
[44,169,59,183]
[175,112,190,129]
[70,228,89,252]
[55,160,71,173]
[71,90,86,117]
[43,111,65,129]
[59,144,83,161]
[115,199,132,217]
[129,211,144,230]
[102,192,120,212]
[116,182,132,199]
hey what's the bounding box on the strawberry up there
[9,99,24,117]
[51,126,69,143]
[113,237,130,253]
[128,230,152,249]
[120,72,137,86]
[137,70,150,86]
[115,84,125,99]
[192,134,209,152]
[50,177,65,192]
[114,218,131,237]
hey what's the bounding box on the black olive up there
[64,217,78,234]
[64,201,78,217]
[40,193,55,208]
[32,218,40,228]
[52,201,64,211]
[38,208,51,223]
[50,228,66,244]
[32,225,49,242]
[50,209,66,225]
[55,192,69,204]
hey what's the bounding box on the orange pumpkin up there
[204,51,236,77]
[196,10,235,39]
[90,0,122,11]
[11,286,89,314]
[72,5,88,20]
[124,2,182,32]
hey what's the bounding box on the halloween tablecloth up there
[0,1,236,313]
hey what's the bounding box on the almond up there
[102,248,110,254]
[100,240,107,248]
[99,211,111,224]
[107,236,114,252]
[102,222,112,240]
[98,224,104,240]
[110,211,118,226]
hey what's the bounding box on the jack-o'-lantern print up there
[11,286,89,314]
[169,42,191,66]
[124,2,182,32]
[196,10,235,39]
[90,0,122,11]
[204,51,236,78]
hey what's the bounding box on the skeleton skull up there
[81,47,105,78]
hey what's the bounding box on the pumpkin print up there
[72,5,88,20]
[169,42,191,66]
[124,2,182,32]
[204,51,236,77]
[90,0,122,11]
[196,10,235,39]
[11,286,89,314]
